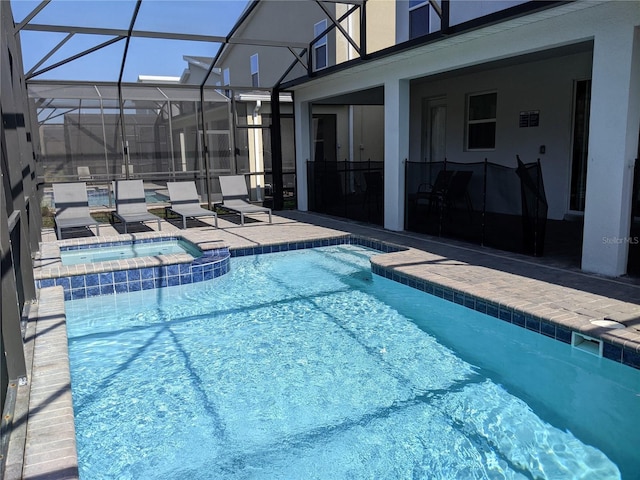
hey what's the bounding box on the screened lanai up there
[13,0,371,215]
[31,81,295,210]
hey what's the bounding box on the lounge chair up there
[121,164,134,178]
[77,166,92,181]
[166,181,218,229]
[52,182,102,239]
[113,180,162,233]
[219,175,272,225]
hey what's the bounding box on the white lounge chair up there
[77,166,92,181]
[219,175,272,225]
[52,182,103,239]
[166,181,218,229]
[121,164,134,178]
[113,180,162,233]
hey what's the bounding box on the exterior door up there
[312,114,337,163]
[198,129,232,175]
[423,97,447,162]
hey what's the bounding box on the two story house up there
[218,0,639,278]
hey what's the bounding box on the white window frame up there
[314,19,328,71]
[250,54,259,87]
[466,91,497,151]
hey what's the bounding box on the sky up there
[10,0,250,82]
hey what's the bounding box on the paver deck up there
[13,209,640,479]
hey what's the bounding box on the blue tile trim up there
[540,321,555,338]
[44,247,231,299]
[226,235,405,259]
[60,236,183,252]
[525,316,540,333]
[370,262,640,371]
[498,306,512,323]
[512,312,525,328]
[603,341,623,362]
[555,326,572,344]
[622,348,640,369]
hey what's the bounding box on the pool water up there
[65,245,640,479]
[60,239,202,265]
[85,188,168,207]
[46,188,167,208]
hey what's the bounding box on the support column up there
[295,100,312,211]
[582,26,640,276]
[383,78,410,231]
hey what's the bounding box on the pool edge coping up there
[16,286,79,480]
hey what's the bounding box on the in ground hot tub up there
[60,237,202,265]
[36,235,230,299]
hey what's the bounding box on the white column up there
[295,100,312,211]
[384,78,410,231]
[582,26,640,276]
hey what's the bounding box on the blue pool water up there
[47,188,167,208]
[60,239,202,265]
[65,245,640,479]
[84,188,168,207]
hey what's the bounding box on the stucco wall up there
[217,0,337,88]
[409,51,593,220]
[396,0,527,43]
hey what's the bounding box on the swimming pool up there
[65,245,640,479]
[60,238,202,265]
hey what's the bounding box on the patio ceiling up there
[11,0,365,89]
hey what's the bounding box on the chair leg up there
[182,216,187,229]
[214,213,218,228]
[240,213,245,226]
[268,211,272,223]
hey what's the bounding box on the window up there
[314,20,328,70]
[250,54,259,87]
[466,92,497,150]
[409,0,430,39]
